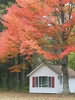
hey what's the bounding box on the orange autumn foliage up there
[0,0,75,61]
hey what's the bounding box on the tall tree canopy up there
[0,0,75,93]
[0,0,75,59]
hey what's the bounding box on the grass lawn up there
[0,92,75,100]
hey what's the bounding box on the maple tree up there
[0,0,75,93]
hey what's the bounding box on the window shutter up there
[32,77,35,87]
[52,77,55,88]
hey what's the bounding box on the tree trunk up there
[21,70,25,89]
[61,56,70,94]
[59,5,70,94]
[15,56,20,90]
[16,72,20,90]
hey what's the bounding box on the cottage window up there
[39,77,49,87]
[32,76,55,88]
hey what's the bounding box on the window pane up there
[39,77,42,87]
[49,77,51,87]
[42,77,49,87]
[39,77,49,87]
[36,77,38,87]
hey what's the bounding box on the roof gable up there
[27,63,61,77]
[27,63,75,78]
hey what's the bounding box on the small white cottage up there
[27,63,75,93]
